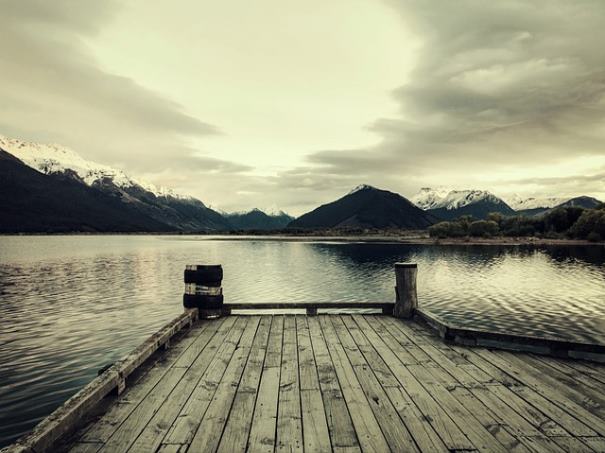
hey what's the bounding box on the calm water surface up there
[0,235,604,446]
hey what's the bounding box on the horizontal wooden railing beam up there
[416,308,605,362]
[222,301,394,315]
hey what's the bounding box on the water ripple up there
[0,236,604,446]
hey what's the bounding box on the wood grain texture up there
[31,314,602,453]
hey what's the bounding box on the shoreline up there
[191,235,603,246]
[0,232,602,246]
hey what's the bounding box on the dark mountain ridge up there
[225,209,294,230]
[515,196,602,217]
[289,185,437,229]
[0,150,172,233]
[429,198,515,220]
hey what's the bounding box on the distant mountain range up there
[1,135,602,233]
[411,187,602,220]
[289,184,437,229]
[225,209,294,230]
[513,196,603,217]
[0,136,291,233]
[412,188,515,220]
[504,195,568,211]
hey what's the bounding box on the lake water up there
[0,235,604,446]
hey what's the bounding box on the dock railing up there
[183,262,419,319]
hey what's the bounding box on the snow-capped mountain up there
[432,190,506,210]
[412,188,509,210]
[505,195,568,211]
[347,184,377,195]
[263,205,291,217]
[0,135,232,231]
[0,135,186,199]
[410,187,451,210]
[412,188,514,220]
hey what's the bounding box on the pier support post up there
[183,265,224,319]
[394,263,418,318]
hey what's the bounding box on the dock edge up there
[0,308,198,453]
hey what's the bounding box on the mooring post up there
[183,264,224,319]
[394,263,418,318]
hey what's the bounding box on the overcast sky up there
[2,0,605,215]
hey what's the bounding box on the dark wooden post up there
[183,264,224,319]
[394,263,417,318]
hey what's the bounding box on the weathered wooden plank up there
[400,348,532,453]
[67,326,204,448]
[263,314,284,369]
[188,316,261,453]
[368,316,420,365]
[381,386,449,452]
[518,436,567,453]
[216,316,272,453]
[386,317,573,446]
[331,316,419,452]
[159,316,247,447]
[448,386,533,453]
[476,349,605,436]
[531,355,605,391]
[80,318,224,445]
[358,316,475,451]
[579,436,605,452]
[410,329,497,385]
[425,333,601,439]
[384,317,485,387]
[156,444,187,453]
[138,317,252,452]
[482,350,605,434]
[307,317,360,453]
[299,390,331,453]
[449,343,519,386]
[345,316,447,451]
[171,320,217,368]
[518,354,605,407]
[296,316,331,453]
[318,316,391,452]
[448,341,600,438]
[550,436,596,453]
[564,361,605,386]
[247,316,284,453]
[67,441,104,453]
[296,316,321,391]
[469,385,552,437]
[97,367,188,453]
[407,363,510,453]
[340,316,400,388]
[99,317,240,453]
[275,316,303,453]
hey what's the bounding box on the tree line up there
[429,205,605,242]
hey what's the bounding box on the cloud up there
[0,1,237,174]
[3,0,605,215]
[281,0,605,205]
[501,168,605,198]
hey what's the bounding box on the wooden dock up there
[4,263,605,453]
[43,313,605,453]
